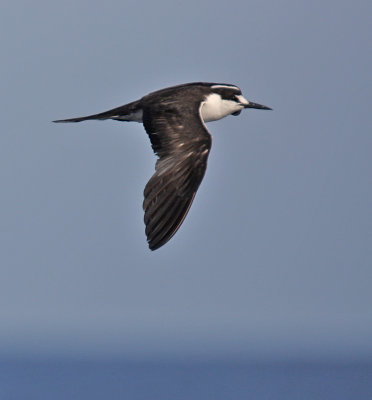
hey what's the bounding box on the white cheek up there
[200,94,242,122]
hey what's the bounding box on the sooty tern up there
[54,82,271,250]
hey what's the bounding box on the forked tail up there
[53,99,142,123]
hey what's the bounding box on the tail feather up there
[53,99,141,123]
[53,115,99,123]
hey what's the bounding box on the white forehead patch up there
[211,84,240,91]
[235,94,249,106]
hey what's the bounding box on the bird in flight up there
[54,82,271,250]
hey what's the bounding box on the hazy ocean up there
[1,357,371,399]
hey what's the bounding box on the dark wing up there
[142,97,211,250]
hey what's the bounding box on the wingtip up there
[147,236,167,251]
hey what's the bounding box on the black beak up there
[244,101,272,110]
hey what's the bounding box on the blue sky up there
[1,0,371,359]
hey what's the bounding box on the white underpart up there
[200,93,245,122]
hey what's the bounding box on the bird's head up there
[201,83,271,122]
